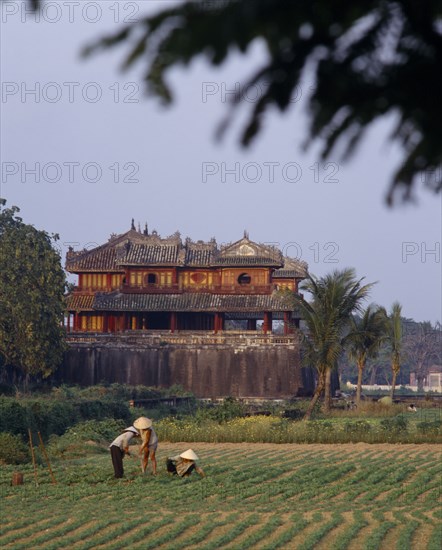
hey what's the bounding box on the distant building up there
[65,226,307,335]
[61,226,311,398]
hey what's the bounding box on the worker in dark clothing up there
[109,426,140,478]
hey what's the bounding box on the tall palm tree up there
[346,305,388,405]
[294,268,374,420]
[388,302,403,400]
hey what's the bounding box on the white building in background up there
[409,365,442,393]
[346,365,442,393]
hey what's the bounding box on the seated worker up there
[166,449,205,478]
[134,416,158,475]
[109,425,140,479]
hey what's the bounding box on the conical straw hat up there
[124,426,139,435]
[133,417,152,430]
[180,449,199,461]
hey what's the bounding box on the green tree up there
[294,268,373,419]
[346,305,388,405]
[387,302,403,399]
[0,199,67,381]
[75,0,442,203]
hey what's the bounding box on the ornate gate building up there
[62,225,311,397]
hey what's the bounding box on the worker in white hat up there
[134,417,158,475]
[166,449,205,478]
[109,425,140,478]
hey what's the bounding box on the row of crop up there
[2,507,439,550]
[1,453,439,550]
[2,444,439,518]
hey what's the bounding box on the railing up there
[71,284,283,295]
[119,284,275,294]
[65,330,297,347]
[72,286,115,293]
[122,283,182,294]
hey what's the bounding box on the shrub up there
[0,398,28,437]
[282,409,304,420]
[63,418,126,443]
[344,421,372,434]
[77,400,131,423]
[196,397,246,423]
[416,420,442,435]
[48,418,126,457]
[0,432,29,464]
[380,415,409,434]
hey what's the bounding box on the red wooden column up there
[170,312,177,333]
[214,313,219,333]
[103,313,108,333]
[263,312,272,334]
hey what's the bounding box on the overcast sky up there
[1,1,441,323]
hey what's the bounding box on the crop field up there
[1,443,441,549]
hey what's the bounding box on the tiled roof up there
[66,294,95,311]
[273,257,308,278]
[185,243,217,266]
[66,230,307,275]
[66,246,124,272]
[93,293,294,312]
[119,244,181,265]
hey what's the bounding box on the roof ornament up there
[244,229,249,239]
[131,218,135,230]
[137,222,141,233]
[144,223,148,236]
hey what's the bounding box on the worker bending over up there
[166,449,205,478]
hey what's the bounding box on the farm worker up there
[109,425,140,479]
[134,416,158,475]
[166,449,205,478]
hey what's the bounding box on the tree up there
[294,268,373,419]
[73,0,442,204]
[404,320,441,391]
[346,305,388,405]
[0,199,67,381]
[387,302,403,399]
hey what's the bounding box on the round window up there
[238,273,251,285]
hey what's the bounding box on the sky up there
[1,1,441,323]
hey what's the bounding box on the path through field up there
[1,443,441,549]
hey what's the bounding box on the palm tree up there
[346,305,388,406]
[294,268,374,420]
[388,302,403,400]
